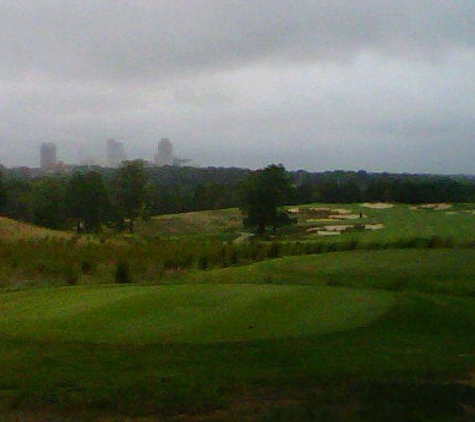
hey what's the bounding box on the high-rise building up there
[106,139,126,167]
[40,142,57,170]
[154,138,173,166]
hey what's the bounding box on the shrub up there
[267,242,281,258]
[64,264,80,285]
[428,235,444,249]
[115,260,132,284]
[80,260,95,275]
[198,256,208,270]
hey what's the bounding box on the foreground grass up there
[1,249,475,420]
[1,293,475,420]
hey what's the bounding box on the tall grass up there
[0,233,467,289]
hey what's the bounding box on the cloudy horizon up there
[1,1,474,173]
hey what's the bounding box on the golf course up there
[1,203,475,421]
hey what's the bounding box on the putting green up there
[0,285,395,344]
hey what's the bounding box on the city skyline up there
[1,2,474,174]
[30,138,190,169]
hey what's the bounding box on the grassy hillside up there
[0,216,72,241]
[1,249,475,420]
[133,202,475,245]
[135,208,243,239]
[197,248,475,295]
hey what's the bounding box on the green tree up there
[68,171,109,233]
[29,176,69,229]
[0,168,6,214]
[240,164,294,235]
[112,160,149,232]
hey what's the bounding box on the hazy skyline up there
[1,1,474,173]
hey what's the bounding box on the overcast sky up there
[1,1,474,173]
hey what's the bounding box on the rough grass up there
[135,208,243,239]
[0,216,72,241]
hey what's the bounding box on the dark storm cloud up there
[0,1,474,172]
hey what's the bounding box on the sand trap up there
[329,214,364,220]
[332,208,351,214]
[365,223,384,231]
[411,203,452,211]
[322,225,354,232]
[317,231,341,236]
[361,203,394,209]
[420,203,452,210]
[287,207,300,214]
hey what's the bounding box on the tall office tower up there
[106,138,126,167]
[154,138,173,166]
[40,142,57,170]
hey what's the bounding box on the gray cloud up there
[0,1,474,173]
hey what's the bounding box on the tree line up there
[1,163,475,232]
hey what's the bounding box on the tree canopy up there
[112,160,149,232]
[240,164,294,235]
[68,171,109,233]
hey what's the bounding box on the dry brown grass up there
[0,217,72,241]
[139,208,243,237]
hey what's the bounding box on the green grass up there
[130,202,475,249]
[2,249,475,420]
[193,248,475,296]
[3,205,475,420]
[0,284,394,344]
[294,203,475,244]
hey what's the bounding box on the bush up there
[64,263,79,285]
[267,242,281,258]
[198,256,208,270]
[80,260,95,275]
[428,235,444,249]
[115,260,132,284]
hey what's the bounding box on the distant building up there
[40,142,57,170]
[154,138,174,166]
[173,158,193,167]
[106,139,126,167]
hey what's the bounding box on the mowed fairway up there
[0,284,394,344]
[2,249,475,420]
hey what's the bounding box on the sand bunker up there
[411,203,452,211]
[307,221,385,235]
[317,231,341,236]
[329,214,364,220]
[365,223,384,231]
[322,225,354,232]
[361,203,394,209]
[421,203,452,210]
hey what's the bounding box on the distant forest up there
[1,164,475,231]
